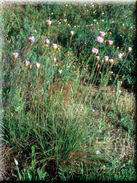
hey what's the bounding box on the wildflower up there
[53,43,58,49]
[64,19,67,22]
[96,36,104,43]
[109,59,114,64]
[45,38,50,45]
[99,31,105,37]
[13,52,19,59]
[104,56,109,62]
[70,31,74,36]
[128,47,132,52]
[118,53,123,59]
[25,60,31,67]
[36,62,40,68]
[92,48,98,55]
[96,150,101,155]
[53,57,57,64]
[96,56,100,61]
[14,158,19,166]
[28,35,35,44]
[59,70,62,74]
[47,19,52,26]
[107,40,113,46]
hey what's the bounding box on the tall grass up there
[2,3,136,181]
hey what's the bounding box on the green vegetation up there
[2,3,136,181]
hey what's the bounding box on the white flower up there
[36,62,40,68]
[70,31,74,36]
[96,56,100,61]
[14,158,18,166]
[25,60,30,66]
[28,35,35,44]
[96,150,101,155]
[104,56,109,62]
[118,53,123,59]
[13,52,19,59]
[128,47,132,52]
[109,59,114,64]
[45,38,50,44]
[53,57,57,63]
[59,70,62,74]
[53,43,58,49]
[47,19,52,26]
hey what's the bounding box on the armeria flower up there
[13,52,19,59]
[28,35,35,44]
[107,40,113,46]
[14,158,19,166]
[53,57,57,64]
[96,56,100,61]
[104,56,109,62]
[36,62,40,68]
[118,53,123,59]
[59,69,62,74]
[99,31,105,37]
[128,47,132,52]
[92,48,98,55]
[47,19,52,26]
[96,150,101,155]
[70,31,74,36]
[25,60,31,67]
[45,38,50,45]
[53,43,58,49]
[96,36,104,43]
[109,59,114,64]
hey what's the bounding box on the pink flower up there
[107,40,113,46]
[128,47,132,52]
[96,36,104,43]
[92,48,99,55]
[99,31,105,37]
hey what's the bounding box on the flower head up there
[13,52,19,59]
[118,53,123,59]
[25,60,31,67]
[96,150,101,155]
[45,38,50,45]
[104,56,109,62]
[28,35,35,44]
[92,48,99,55]
[47,19,52,26]
[109,59,114,64]
[53,43,58,49]
[36,62,40,68]
[99,31,105,37]
[107,40,113,46]
[96,36,104,43]
[128,47,132,52]
[70,31,74,36]
[96,56,100,61]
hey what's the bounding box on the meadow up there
[1,3,136,181]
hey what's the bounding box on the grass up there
[1,3,136,181]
